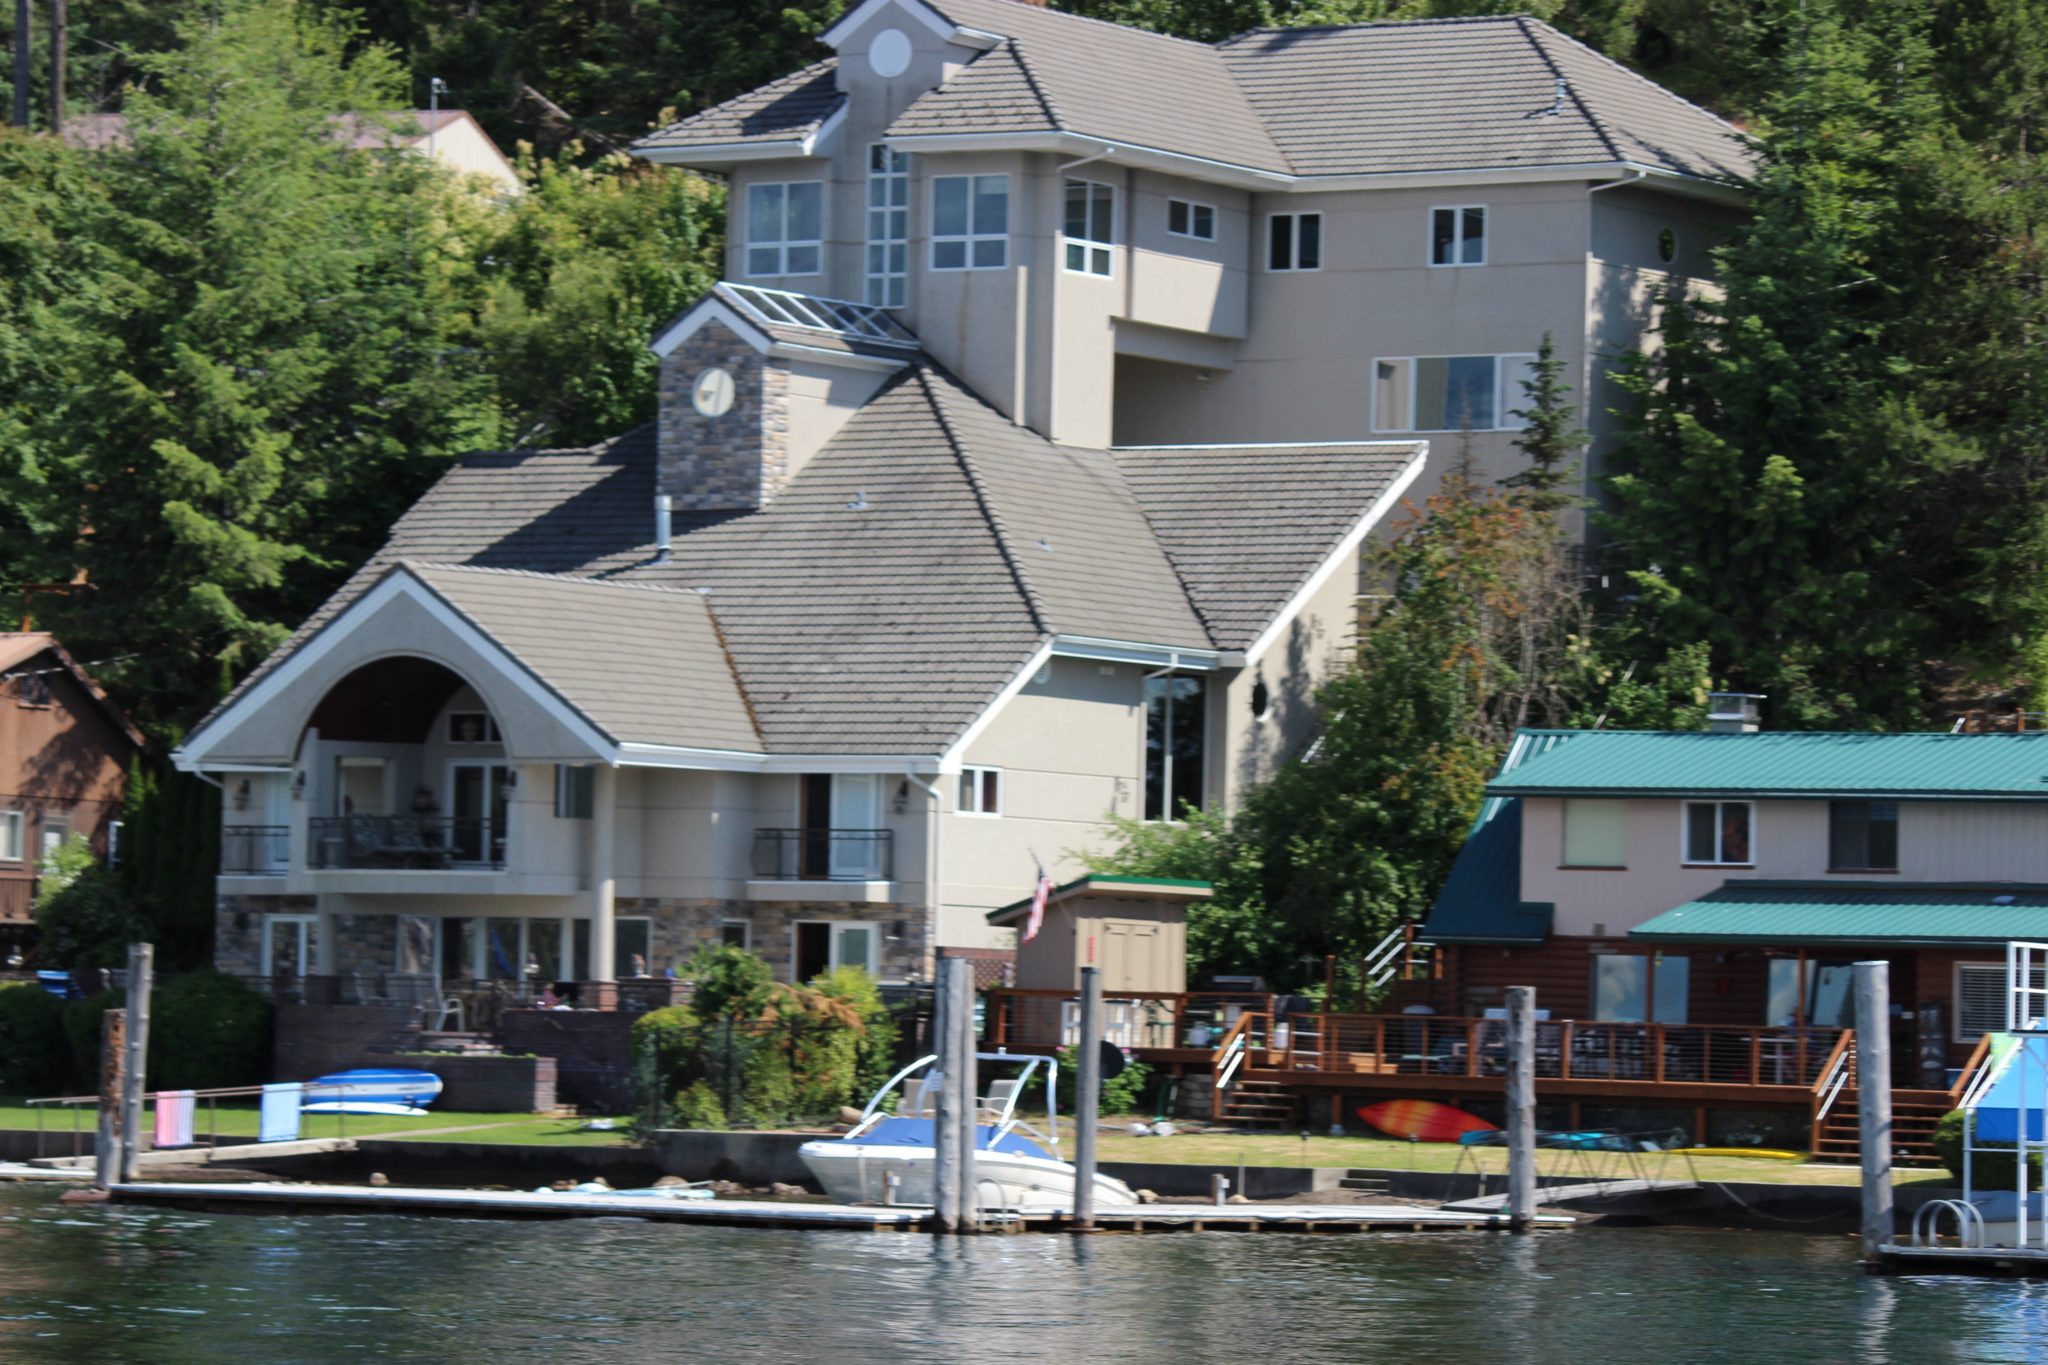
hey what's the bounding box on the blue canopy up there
[1969,1035,2048,1144]
[840,1116,1053,1161]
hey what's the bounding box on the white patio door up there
[261,914,317,980]
[829,774,883,879]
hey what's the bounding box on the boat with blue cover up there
[799,1052,1138,1211]
[301,1068,443,1115]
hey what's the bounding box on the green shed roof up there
[986,875,1212,925]
[1629,882,2048,947]
[1487,730,2048,800]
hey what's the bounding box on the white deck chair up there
[978,1077,1022,1123]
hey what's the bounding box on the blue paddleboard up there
[302,1068,444,1110]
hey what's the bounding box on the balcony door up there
[449,763,509,866]
[830,774,883,879]
[795,920,878,982]
[261,913,317,983]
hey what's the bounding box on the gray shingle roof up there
[405,564,761,752]
[1113,443,1422,650]
[894,0,1290,172]
[1217,17,1748,179]
[884,5,1748,182]
[636,59,844,153]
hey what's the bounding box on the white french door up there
[828,774,883,879]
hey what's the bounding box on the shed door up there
[1099,920,1162,993]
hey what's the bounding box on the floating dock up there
[108,1181,1573,1234]
[1873,1243,2048,1277]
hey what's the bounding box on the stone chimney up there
[657,316,790,512]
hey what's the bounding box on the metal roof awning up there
[1629,882,2048,947]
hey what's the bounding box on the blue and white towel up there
[259,1083,303,1142]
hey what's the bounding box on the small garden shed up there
[987,876,1209,994]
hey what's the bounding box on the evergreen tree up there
[1502,330,1589,515]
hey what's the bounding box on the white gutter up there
[1050,636,1238,670]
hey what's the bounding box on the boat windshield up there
[852,1050,1062,1152]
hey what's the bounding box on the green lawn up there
[0,1098,631,1146]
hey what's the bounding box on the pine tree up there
[1502,330,1589,515]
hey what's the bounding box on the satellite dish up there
[1099,1039,1127,1080]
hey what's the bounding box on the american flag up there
[1023,866,1053,943]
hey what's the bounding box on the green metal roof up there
[1487,729,2048,800]
[986,874,1212,924]
[1629,882,2048,947]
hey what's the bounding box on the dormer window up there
[931,174,1008,270]
[746,181,824,277]
[1063,179,1115,276]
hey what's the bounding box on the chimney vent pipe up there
[654,493,673,563]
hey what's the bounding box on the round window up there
[868,28,912,79]
[1250,679,1270,719]
[692,366,736,418]
[1658,227,1678,263]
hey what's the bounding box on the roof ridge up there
[916,366,1052,637]
[1220,13,1531,42]
[1003,37,1066,131]
[1513,15,1621,164]
[939,0,1227,54]
[640,57,840,141]
[697,596,766,745]
[401,561,703,597]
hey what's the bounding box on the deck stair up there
[1218,1078,1297,1129]
[1811,1088,1953,1167]
[1339,1170,1390,1194]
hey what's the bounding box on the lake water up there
[2,1185,2046,1362]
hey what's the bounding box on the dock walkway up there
[1439,1178,1697,1212]
[108,1181,1574,1234]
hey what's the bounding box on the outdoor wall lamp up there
[290,771,307,801]
[233,778,251,811]
[498,770,519,802]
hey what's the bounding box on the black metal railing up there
[751,828,893,881]
[220,825,290,875]
[307,815,505,870]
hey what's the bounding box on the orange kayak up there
[1357,1099,1498,1143]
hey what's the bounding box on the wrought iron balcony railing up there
[307,815,505,871]
[751,828,893,881]
[220,825,290,875]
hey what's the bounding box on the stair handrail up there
[1364,923,1432,988]
[1955,1033,2005,1111]
[1812,1029,1856,1127]
[1213,1012,1256,1092]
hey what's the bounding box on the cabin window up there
[1167,198,1215,241]
[958,766,1002,816]
[1430,205,1486,265]
[931,174,1009,270]
[1267,212,1321,271]
[745,181,824,277]
[0,811,20,862]
[14,673,50,706]
[1560,798,1627,868]
[1592,953,1689,1024]
[1828,800,1897,871]
[554,765,595,819]
[1683,800,1752,865]
[1767,958,1858,1027]
[1144,675,1206,821]
[1063,179,1115,276]
[865,144,910,307]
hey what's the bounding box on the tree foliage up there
[33,837,146,970]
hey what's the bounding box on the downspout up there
[905,767,944,980]
[1046,144,1116,442]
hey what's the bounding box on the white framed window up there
[1430,204,1486,266]
[0,811,21,862]
[1952,962,2048,1041]
[616,916,654,976]
[38,815,69,860]
[794,920,877,980]
[1144,675,1206,821]
[554,765,594,820]
[1372,354,1537,433]
[1063,178,1115,276]
[719,919,752,951]
[745,180,824,277]
[931,174,1008,270]
[1166,198,1215,241]
[1266,212,1321,271]
[1683,800,1754,866]
[957,766,1002,816]
[447,712,501,744]
[865,144,909,307]
[1593,953,1689,1024]
[1560,798,1627,869]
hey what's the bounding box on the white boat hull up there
[799,1140,1138,1212]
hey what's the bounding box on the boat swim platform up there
[106,1182,1574,1234]
[1873,1242,2048,1277]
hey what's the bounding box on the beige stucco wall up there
[1221,541,1361,807]
[1523,796,2048,938]
[417,117,520,197]
[784,356,893,477]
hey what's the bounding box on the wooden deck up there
[106,1181,1572,1234]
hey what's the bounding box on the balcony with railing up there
[307,815,506,871]
[220,825,290,876]
[751,828,893,882]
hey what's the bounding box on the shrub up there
[813,965,899,1097]
[61,989,125,1092]
[1933,1109,2044,1188]
[672,1079,727,1130]
[146,971,271,1091]
[626,1004,698,1134]
[0,983,70,1095]
[684,945,774,1021]
[33,838,146,970]
[1055,1044,1153,1117]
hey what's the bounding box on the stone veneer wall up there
[214,894,315,978]
[656,318,790,511]
[618,896,928,983]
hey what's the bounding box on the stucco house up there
[175,0,1751,1008]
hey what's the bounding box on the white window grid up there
[957,766,1003,816]
[1430,204,1487,266]
[744,181,824,278]
[1681,800,1756,866]
[1063,178,1115,276]
[866,144,909,308]
[930,174,1009,271]
[1166,197,1215,241]
[720,284,919,348]
[1266,212,1322,272]
[1371,353,1538,433]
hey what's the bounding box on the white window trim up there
[744,180,825,279]
[929,173,1009,272]
[1955,961,2022,1042]
[1265,211,1322,273]
[1429,203,1487,267]
[615,915,655,975]
[1371,353,1538,433]
[957,765,1003,817]
[794,919,879,977]
[1165,197,1216,241]
[719,918,753,951]
[1062,177,1116,278]
[865,143,909,308]
[1680,799,1756,867]
[0,810,21,862]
